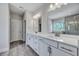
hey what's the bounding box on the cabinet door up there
[50,46,71,56]
[29,35,34,49]
[39,39,49,56]
[33,36,39,54]
[26,34,34,48]
[26,34,30,45]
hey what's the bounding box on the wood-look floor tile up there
[0,42,38,56]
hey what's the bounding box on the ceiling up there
[9,3,44,16]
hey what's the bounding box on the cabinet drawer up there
[42,38,57,48]
[51,46,71,56]
[58,43,77,56]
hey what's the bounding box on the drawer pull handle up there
[61,47,72,52]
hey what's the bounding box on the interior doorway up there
[9,4,26,49]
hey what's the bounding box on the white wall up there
[33,19,39,32]
[0,4,10,53]
[24,4,50,33]
[41,5,49,33]
[24,11,34,33]
[33,4,50,33]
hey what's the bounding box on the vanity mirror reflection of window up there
[52,18,65,34]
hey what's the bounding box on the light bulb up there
[50,4,53,8]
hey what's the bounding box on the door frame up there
[22,20,26,42]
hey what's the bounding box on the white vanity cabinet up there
[33,35,39,54]
[26,34,34,49]
[39,39,49,56]
[26,34,39,54]
[38,38,71,56]
[26,33,30,45]
[26,33,78,56]
[40,38,72,56]
[29,35,34,49]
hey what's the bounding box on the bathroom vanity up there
[26,32,79,56]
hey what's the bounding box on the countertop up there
[27,32,79,48]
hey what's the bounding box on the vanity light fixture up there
[49,3,56,11]
[49,3,68,12]
[50,3,54,8]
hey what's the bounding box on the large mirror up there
[48,3,79,35]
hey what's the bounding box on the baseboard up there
[0,48,9,53]
[10,40,25,43]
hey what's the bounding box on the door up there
[39,39,49,56]
[10,19,22,42]
[23,20,26,41]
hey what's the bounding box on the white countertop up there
[27,32,79,48]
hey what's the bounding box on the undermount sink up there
[48,35,64,42]
[56,39,64,42]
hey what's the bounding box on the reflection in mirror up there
[49,14,79,35]
[65,15,79,35]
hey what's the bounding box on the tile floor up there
[0,41,38,56]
